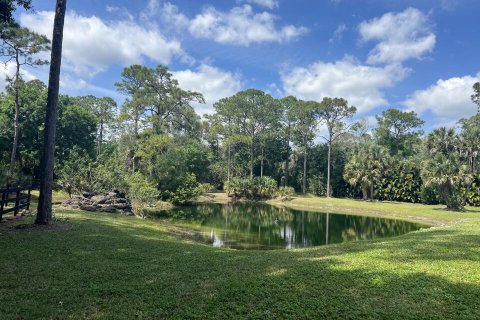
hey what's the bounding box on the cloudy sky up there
[3,0,480,130]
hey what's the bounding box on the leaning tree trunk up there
[8,53,21,177]
[326,139,332,198]
[36,0,67,225]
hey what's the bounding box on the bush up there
[56,148,96,197]
[276,186,295,199]
[419,185,441,205]
[169,173,203,205]
[224,176,278,200]
[56,147,129,197]
[308,174,326,196]
[463,175,480,207]
[93,148,129,194]
[377,160,422,203]
[127,172,159,214]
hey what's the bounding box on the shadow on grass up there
[1,211,480,319]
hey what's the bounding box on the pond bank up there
[195,192,475,227]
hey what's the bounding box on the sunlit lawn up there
[1,194,480,319]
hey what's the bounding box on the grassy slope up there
[1,194,480,319]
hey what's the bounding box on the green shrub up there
[419,185,441,205]
[127,172,159,216]
[308,174,326,196]
[56,148,96,197]
[463,175,480,207]
[276,186,295,199]
[169,173,203,205]
[224,176,278,200]
[377,160,422,203]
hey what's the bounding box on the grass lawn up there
[1,194,480,319]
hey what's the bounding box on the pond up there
[152,203,426,250]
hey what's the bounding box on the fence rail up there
[0,186,32,222]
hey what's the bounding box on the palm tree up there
[458,114,480,172]
[426,127,458,156]
[421,153,472,211]
[344,142,389,200]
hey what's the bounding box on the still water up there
[153,203,425,250]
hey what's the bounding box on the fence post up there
[26,186,32,211]
[14,187,21,216]
[0,188,4,222]
[4,183,10,208]
[1,188,5,211]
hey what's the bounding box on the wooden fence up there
[0,186,32,222]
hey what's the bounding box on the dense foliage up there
[1,28,479,212]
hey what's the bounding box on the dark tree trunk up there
[9,53,21,177]
[362,186,368,201]
[36,0,67,225]
[227,144,231,182]
[250,140,254,179]
[326,139,332,198]
[97,118,103,156]
[134,108,139,137]
[302,136,307,194]
[284,133,289,187]
[260,145,264,178]
[97,119,103,156]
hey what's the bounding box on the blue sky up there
[3,0,480,131]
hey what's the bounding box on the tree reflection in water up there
[152,203,425,250]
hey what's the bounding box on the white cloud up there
[173,64,242,115]
[281,56,408,113]
[404,73,480,118]
[329,23,347,44]
[237,0,279,9]
[359,7,436,64]
[20,10,184,77]
[140,0,161,21]
[160,2,189,31]
[105,5,134,21]
[188,5,307,46]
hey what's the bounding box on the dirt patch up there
[0,215,73,235]
[166,225,213,244]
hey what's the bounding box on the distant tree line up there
[1,21,480,211]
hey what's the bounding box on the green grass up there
[1,196,480,319]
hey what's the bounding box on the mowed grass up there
[1,194,480,319]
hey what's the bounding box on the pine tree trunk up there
[134,109,139,137]
[250,141,254,179]
[227,144,231,182]
[36,0,67,225]
[326,139,332,198]
[302,136,307,194]
[9,53,21,177]
[284,135,289,187]
[97,118,103,156]
[260,146,264,178]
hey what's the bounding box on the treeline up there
[1,62,479,210]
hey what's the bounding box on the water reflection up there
[153,203,425,250]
